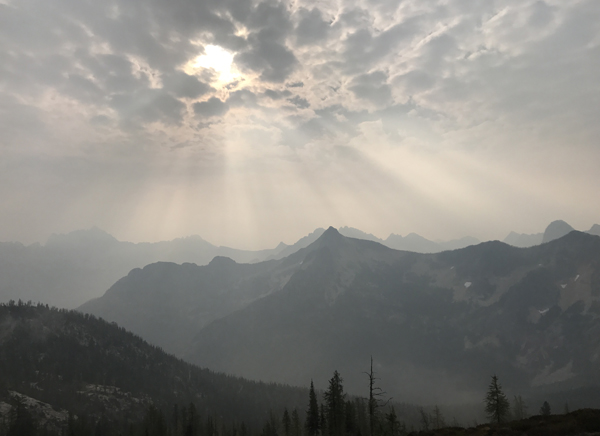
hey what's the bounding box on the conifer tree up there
[324,371,345,436]
[283,408,291,436]
[291,409,301,436]
[306,380,320,436]
[485,375,510,425]
[540,401,551,416]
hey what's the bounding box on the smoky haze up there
[0,0,599,248]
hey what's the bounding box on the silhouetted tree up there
[305,381,320,436]
[291,410,301,436]
[385,407,404,436]
[282,409,291,436]
[364,358,387,436]
[485,375,510,425]
[324,371,345,436]
[540,401,551,416]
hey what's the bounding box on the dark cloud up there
[263,89,292,100]
[287,95,310,109]
[162,71,213,99]
[227,89,259,107]
[193,97,230,118]
[235,36,298,82]
[349,71,392,106]
[234,1,298,82]
[295,8,330,46]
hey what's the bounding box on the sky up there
[0,0,599,249]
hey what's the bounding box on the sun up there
[191,45,235,82]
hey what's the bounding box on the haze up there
[1,0,598,249]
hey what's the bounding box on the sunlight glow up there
[192,45,235,82]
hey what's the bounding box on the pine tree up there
[324,371,346,436]
[485,375,510,425]
[291,409,301,436]
[306,380,320,436]
[283,409,291,436]
[385,407,403,436]
[540,401,551,416]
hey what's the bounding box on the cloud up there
[193,97,230,117]
[1,0,599,247]
[110,89,186,126]
[263,89,292,100]
[233,1,298,82]
[287,95,310,109]
[348,71,392,107]
[162,71,213,99]
[295,8,330,46]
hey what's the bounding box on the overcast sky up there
[0,0,599,248]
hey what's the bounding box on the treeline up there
[0,370,410,436]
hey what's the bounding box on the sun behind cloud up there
[190,45,236,83]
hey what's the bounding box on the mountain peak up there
[588,224,600,237]
[542,220,575,243]
[309,226,347,251]
[320,226,342,240]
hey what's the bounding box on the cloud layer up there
[0,0,599,247]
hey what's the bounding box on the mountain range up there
[80,226,600,407]
[3,220,597,309]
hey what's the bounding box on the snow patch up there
[575,274,580,281]
[538,308,549,314]
[561,284,567,289]
[464,282,472,288]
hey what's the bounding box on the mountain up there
[0,225,485,309]
[338,226,383,243]
[588,224,600,237]
[0,302,307,430]
[267,228,326,259]
[81,227,600,407]
[183,229,600,404]
[384,233,480,253]
[79,256,293,355]
[542,220,576,244]
[0,228,294,309]
[503,231,544,248]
